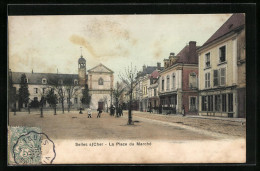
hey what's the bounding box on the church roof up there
[11,72,78,85]
[88,63,114,73]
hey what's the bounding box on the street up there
[8,110,246,163]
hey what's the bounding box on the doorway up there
[98,102,104,110]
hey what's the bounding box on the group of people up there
[79,107,103,118]
[80,104,124,118]
[109,104,123,117]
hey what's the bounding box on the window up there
[42,78,47,84]
[74,98,78,104]
[213,70,219,86]
[58,79,63,85]
[205,72,210,88]
[34,88,38,94]
[42,88,45,94]
[220,68,226,86]
[74,79,78,85]
[67,89,70,94]
[166,75,170,90]
[208,95,213,111]
[172,74,176,90]
[189,72,197,88]
[98,77,104,85]
[219,46,226,63]
[205,53,210,68]
[228,94,233,112]
[189,97,197,111]
[161,78,164,91]
[201,96,207,111]
[215,95,221,112]
[154,89,157,97]
[222,94,227,112]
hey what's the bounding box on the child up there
[87,107,92,118]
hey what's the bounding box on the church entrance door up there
[98,102,104,110]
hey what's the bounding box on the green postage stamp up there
[8,126,56,165]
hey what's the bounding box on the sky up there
[8,14,232,83]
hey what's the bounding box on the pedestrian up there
[182,105,185,117]
[115,106,119,117]
[159,104,162,114]
[149,104,152,113]
[97,107,102,118]
[119,104,123,116]
[87,107,92,118]
[111,105,115,116]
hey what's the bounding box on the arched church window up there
[98,77,104,85]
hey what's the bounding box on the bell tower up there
[78,47,86,86]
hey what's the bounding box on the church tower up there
[78,48,86,86]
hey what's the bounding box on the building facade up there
[197,13,245,118]
[11,54,113,110]
[159,41,199,115]
[148,69,160,113]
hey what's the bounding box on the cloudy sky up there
[8,14,232,82]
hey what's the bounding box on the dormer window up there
[98,77,104,85]
[42,78,47,84]
[58,79,63,85]
[74,79,78,85]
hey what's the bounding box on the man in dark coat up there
[97,107,102,118]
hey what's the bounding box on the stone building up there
[197,13,245,118]
[148,69,160,112]
[135,64,163,111]
[158,41,199,115]
[10,54,113,110]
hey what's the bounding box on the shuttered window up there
[213,70,219,86]
[220,68,226,86]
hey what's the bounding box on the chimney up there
[189,41,197,63]
[170,52,175,57]
[143,65,146,71]
[157,62,161,70]
[32,69,33,74]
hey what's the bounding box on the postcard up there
[8,13,246,165]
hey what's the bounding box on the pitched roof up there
[11,72,78,85]
[88,63,113,73]
[137,66,157,77]
[175,45,200,64]
[150,69,160,79]
[203,13,245,46]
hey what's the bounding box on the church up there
[10,54,114,110]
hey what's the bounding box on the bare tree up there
[118,64,138,125]
[56,85,66,114]
[66,85,80,112]
[102,96,109,113]
[112,82,125,116]
[48,76,66,114]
